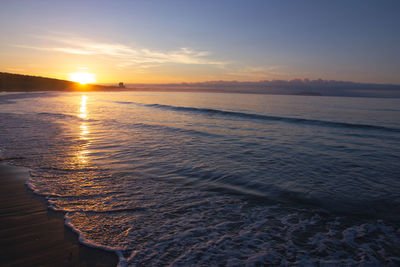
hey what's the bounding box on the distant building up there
[119,82,125,88]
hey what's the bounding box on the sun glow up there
[68,72,96,85]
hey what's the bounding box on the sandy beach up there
[0,162,118,266]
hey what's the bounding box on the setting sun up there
[68,72,96,85]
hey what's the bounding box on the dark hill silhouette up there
[0,72,117,91]
[1,72,80,91]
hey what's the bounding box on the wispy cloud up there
[15,34,227,68]
[12,34,294,81]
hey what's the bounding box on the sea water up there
[1,91,400,265]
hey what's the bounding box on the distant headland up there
[0,72,122,92]
[1,72,400,98]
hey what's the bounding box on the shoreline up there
[0,162,119,266]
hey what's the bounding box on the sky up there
[1,0,399,84]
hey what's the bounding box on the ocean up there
[1,91,400,266]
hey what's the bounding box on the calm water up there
[1,91,400,266]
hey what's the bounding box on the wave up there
[116,101,400,133]
[0,92,56,104]
[37,112,95,122]
[131,122,221,137]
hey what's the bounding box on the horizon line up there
[2,71,400,87]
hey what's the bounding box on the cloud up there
[15,34,227,68]
[12,34,294,81]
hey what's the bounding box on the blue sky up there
[1,0,399,83]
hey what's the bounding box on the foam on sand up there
[0,162,118,266]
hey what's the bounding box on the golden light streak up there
[77,95,90,165]
[79,95,88,119]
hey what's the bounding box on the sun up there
[68,72,96,85]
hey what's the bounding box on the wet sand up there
[0,162,119,266]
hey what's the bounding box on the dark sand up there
[0,162,119,266]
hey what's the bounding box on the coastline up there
[0,162,119,266]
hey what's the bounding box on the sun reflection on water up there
[80,123,89,139]
[79,95,88,119]
[77,95,90,165]
[77,149,89,164]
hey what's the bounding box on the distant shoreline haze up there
[1,72,400,98]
